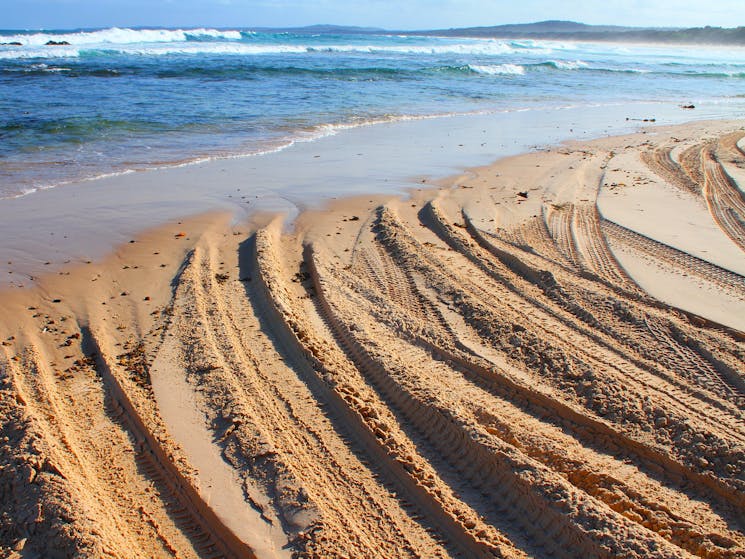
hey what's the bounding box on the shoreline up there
[3,116,745,328]
[4,99,733,203]
[2,117,745,559]
[2,100,744,286]
[6,120,744,327]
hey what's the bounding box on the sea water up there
[2,27,745,199]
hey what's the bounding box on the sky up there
[3,0,743,30]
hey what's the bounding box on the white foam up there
[469,63,525,75]
[0,109,493,200]
[0,47,80,59]
[0,27,242,47]
[548,59,588,70]
[96,43,309,56]
[321,41,522,56]
[0,36,557,59]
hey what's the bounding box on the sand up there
[1,120,744,559]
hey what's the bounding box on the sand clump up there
[1,122,745,558]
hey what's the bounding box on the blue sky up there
[4,0,743,30]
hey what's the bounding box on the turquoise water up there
[2,27,745,198]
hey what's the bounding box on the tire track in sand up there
[321,225,744,557]
[372,205,745,509]
[81,327,257,559]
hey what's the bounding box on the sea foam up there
[0,27,242,46]
[0,30,560,60]
[469,64,525,75]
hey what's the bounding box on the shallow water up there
[2,27,745,198]
[0,99,737,286]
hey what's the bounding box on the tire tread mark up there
[80,326,256,559]
[252,229,505,559]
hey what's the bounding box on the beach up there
[2,118,744,558]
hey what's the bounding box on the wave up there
[543,59,588,70]
[0,46,78,59]
[5,55,739,85]
[0,117,168,150]
[0,27,243,46]
[0,60,594,80]
[6,59,736,84]
[683,70,745,78]
[0,109,490,199]
[2,100,682,201]
[468,63,525,75]
[14,62,72,73]
[465,61,647,77]
[0,37,557,59]
[0,44,308,59]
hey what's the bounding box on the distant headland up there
[257,20,745,45]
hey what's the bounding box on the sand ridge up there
[1,121,744,558]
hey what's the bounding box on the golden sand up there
[1,121,744,558]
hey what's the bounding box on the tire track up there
[716,132,745,163]
[601,218,745,298]
[321,241,744,557]
[640,136,745,255]
[641,145,701,195]
[544,203,583,268]
[80,326,257,559]
[703,144,745,253]
[172,233,458,558]
[679,142,706,188]
[310,243,714,558]
[642,315,744,400]
[372,205,745,507]
[251,228,510,558]
[428,201,744,417]
[492,212,575,270]
[572,203,638,289]
[463,210,745,407]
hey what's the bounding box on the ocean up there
[1,26,745,199]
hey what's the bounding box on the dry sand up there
[1,120,745,559]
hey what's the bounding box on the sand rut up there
[641,134,745,257]
[317,261,743,558]
[544,203,584,269]
[311,257,632,558]
[253,227,501,558]
[4,127,745,559]
[164,230,462,558]
[461,210,745,408]
[82,327,256,559]
[309,205,744,558]
[641,145,701,195]
[428,201,744,416]
[602,218,745,298]
[374,205,745,508]
[703,145,745,253]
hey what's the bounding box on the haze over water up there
[2,26,745,198]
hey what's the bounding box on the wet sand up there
[0,101,735,286]
[1,120,744,559]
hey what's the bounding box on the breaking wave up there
[0,27,243,46]
[468,63,525,75]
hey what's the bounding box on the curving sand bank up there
[1,121,744,558]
